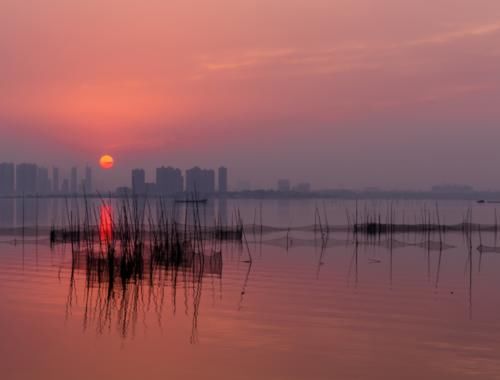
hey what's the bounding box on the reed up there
[49,194,240,287]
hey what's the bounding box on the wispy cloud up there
[202,48,296,71]
[205,61,257,71]
[403,22,500,47]
[199,45,371,77]
[198,21,500,80]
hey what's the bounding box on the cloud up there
[202,48,296,71]
[403,22,500,47]
[200,21,500,77]
[205,60,257,71]
[199,45,374,78]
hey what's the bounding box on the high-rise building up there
[16,163,38,195]
[132,169,146,195]
[52,167,60,194]
[186,167,215,194]
[0,163,15,195]
[186,167,200,193]
[205,169,215,194]
[37,167,51,194]
[84,166,92,193]
[277,179,291,192]
[70,167,78,194]
[218,166,228,194]
[115,186,130,197]
[156,166,183,195]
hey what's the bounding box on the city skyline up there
[1,159,496,196]
[2,1,500,190]
[0,161,236,195]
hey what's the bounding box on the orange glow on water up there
[99,204,113,242]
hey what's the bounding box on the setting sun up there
[99,154,114,169]
[2,1,500,379]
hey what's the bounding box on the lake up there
[1,198,500,379]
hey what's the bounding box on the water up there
[1,199,500,379]
[1,198,499,228]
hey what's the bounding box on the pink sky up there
[1,0,500,190]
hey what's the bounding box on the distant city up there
[0,162,499,200]
[0,162,232,197]
[0,162,94,196]
[0,162,316,198]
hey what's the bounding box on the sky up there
[1,0,500,190]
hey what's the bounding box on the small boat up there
[175,199,208,204]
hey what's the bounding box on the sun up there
[99,154,114,169]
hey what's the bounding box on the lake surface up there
[1,199,500,379]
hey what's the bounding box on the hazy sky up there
[1,0,500,190]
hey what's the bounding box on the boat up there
[175,199,208,204]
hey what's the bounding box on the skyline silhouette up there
[2,1,500,190]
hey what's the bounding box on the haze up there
[1,0,500,190]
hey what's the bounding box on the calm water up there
[1,199,500,379]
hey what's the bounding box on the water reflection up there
[3,200,500,379]
[58,224,498,344]
[99,204,113,243]
[218,198,228,225]
[64,202,227,342]
[3,199,500,337]
[16,198,38,227]
[0,199,14,227]
[66,249,224,341]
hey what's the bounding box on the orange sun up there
[99,154,114,169]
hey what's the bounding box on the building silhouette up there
[0,163,15,195]
[52,167,60,194]
[132,169,146,195]
[218,166,228,194]
[431,184,474,194]
[186,167,215,195]
[70,167,78,194]
[116,186,130,197]
[16,163,38,195]
[156,166,183,195]
[37,167,51,194]
[277,179,291,192]
[293,182,311,193]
